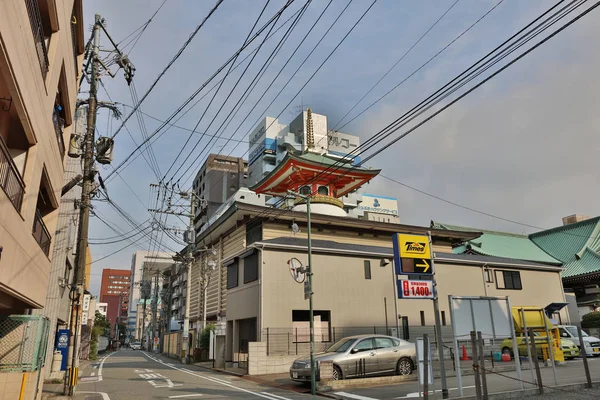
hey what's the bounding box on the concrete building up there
[100,269,131,329]
[191,201,571,373]
[0,0,84,396]
[97,302,108,317]
[192,154,248,233]
[127,250,174,340]
[35,107,86,379]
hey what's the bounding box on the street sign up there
[81,311,89,325]
[392,233,434,275]
[304,279,310,300]
[397,280,434,299]
[154,337,159,344]
[416,338,434,385]
[82,294,91,311]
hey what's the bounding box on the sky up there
[82,0,600,297]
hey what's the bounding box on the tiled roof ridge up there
[432,221,529,238]
[529,216,600,239]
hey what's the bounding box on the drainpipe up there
[256,244,265,341]
[481,264,489,297]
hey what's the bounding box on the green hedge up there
[581,311,600,329]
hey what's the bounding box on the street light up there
[286,190,316,395]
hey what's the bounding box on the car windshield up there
[326,338,356,353]
[566,326,588,337]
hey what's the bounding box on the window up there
[441,311,446,326]
[496,270,522,290]
[374,337,394,349]
[246,220,262,245]
[226,261,238,289]
[364,260,371,280]
[243,252,258,284]
[299,185,311,196]
[317,186,329,196]
[485,269,494,283]
[353,338,374,352]
[420,311,425,326]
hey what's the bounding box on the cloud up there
[359,12,600,233]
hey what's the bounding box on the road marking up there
[168,395,204,398]
[78,391,110,400]
[79,352,116,384]
[394,385,476,399]
[148,378,182,388]
[141,353,291,400]
[91,372,96,376]
[260,392,292,400]
[334,393,380,400]
[93,365,98,369]
[97,351,116,382]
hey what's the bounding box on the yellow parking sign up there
[397,234,430,259]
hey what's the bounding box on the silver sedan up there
[290,334,416,381]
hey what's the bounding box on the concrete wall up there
[0,0,83,311]
[247,341,297,376]
[259,249,568,329]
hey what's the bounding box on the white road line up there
[93,365,98,369]
[168,395,204,398]
[91,372,96,376]
[78,391,110,400]
[334,392,380,400]
[97,351,117,382]
[141,353,288,400]
[80,352,116,384]
[394,385,476,399]
[260,392,292,400]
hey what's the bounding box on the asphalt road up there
[331,357,600,399]
[74,350,319,400]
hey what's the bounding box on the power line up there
[170,0,313,184]
[161,0,278,181]
[329,0,461,133]
[111,0,225,140]
[175,0,335,186]
[105,0,300,183]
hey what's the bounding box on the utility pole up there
[65,15,100,396]
[148,183,198,363]
[152,271,159,352]
[64,14,134,395]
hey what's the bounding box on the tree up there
[90,311,110,360]
[581,311,600,329]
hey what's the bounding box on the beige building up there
[191,202,569,372]
[0,0,84,396]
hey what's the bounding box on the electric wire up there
[175,0,334,186]
[105,0,300,183]
[110,0,226,140]
[169,0,312,184]
[161,0,276,181]
[329,0,461,133]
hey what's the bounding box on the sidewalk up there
[41,359,93,400]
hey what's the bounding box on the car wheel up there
[396,357,413,376]
[332,365,343,381]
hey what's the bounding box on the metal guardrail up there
[33,209,51,256]
[0,315,50,372]
[25,0,50,80]
[0,135,26,211]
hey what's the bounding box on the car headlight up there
[304,363,311,369]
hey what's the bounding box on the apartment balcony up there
[0,135,26,212]
[32,210,51,256]
[25,0,50,80]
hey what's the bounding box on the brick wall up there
[248,342,298,375]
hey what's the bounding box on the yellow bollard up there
[18,373,27,400]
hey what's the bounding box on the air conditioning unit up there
[388,328,398,338]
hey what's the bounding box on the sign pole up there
[428,232,449,399]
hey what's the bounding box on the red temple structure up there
[250,109,380,216]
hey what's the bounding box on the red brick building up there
[100,269,131,328]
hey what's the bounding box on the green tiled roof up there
[530,217,600,279]
[431,221,561,265]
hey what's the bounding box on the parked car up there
[130,342,142,350]
[289,334,416,382]
[500,334,580,359]
[557,325,600,356]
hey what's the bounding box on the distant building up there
[192,154,248,233]
[127,251,174,340]
[97,302,108,317]
[100,269,131,328]
[359,194,400,223]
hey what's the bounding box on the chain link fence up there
[0,315,50,372]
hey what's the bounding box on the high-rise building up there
[100,269,131,329]
[192,154,248,232]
